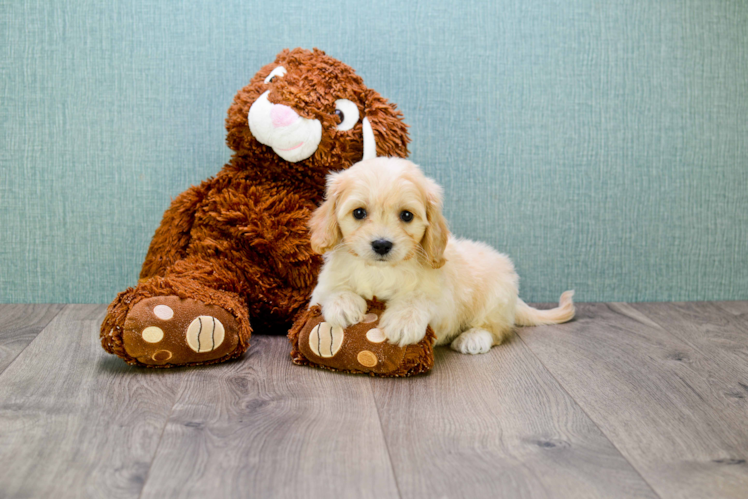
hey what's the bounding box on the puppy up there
[309,157,575,354]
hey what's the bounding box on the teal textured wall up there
[1,0,746,304]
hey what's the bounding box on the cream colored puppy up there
[309,157,575,354]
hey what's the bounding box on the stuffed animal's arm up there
[139,183,207,280]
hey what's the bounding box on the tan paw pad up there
[142,326,164,343]
[365,328,386,343]
[153,304,174,320]
[362,313,378,323]
[186,316,225,353]
[357,350,378,368]
[309,322,344,358]
[152,350,172,362]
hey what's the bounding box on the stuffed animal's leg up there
[101,272,252,367]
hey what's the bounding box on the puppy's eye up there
[400,210,414,223]
[334,99,360,131]
[352,208,367,220]
[264,66,287,84]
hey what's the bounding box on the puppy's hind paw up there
[450,328,494,355]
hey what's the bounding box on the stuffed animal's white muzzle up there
[248,91,322,163]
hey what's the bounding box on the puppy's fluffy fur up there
[309,158,574,354]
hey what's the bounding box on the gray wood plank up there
[140,336,399,499]
[630,302,748,399]
[714,300,748,319]
[517,302,748,498]
[0,304,63,375]
[0,304,184,498]
[371,341,656,498]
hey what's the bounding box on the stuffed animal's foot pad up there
[123,296,240,366]
[289,299,435,377]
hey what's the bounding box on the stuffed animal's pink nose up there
[270,104,298,128]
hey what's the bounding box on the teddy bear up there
[100,48,410,367]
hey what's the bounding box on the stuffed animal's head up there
[226,48,409,181]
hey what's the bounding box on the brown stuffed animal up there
[100,48,409,367]
[289,299,435,377]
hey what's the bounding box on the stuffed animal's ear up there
[420,178,449,269]
[309,174,344,254]
[362,89,410,159]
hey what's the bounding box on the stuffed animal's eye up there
[334,99,360,131]
[400,210,414,223]
[353,208,367,220]
[264,66,287,84]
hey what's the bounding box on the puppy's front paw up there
[379,306,430,347]
[321,292,367,329]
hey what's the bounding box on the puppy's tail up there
[514,291,575,326]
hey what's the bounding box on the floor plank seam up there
[627,303,741,366]
[137,378,182,499]
[623,302,748,407]
[369,378,403,499]
[514,330,663,499]
[0,304,65,378]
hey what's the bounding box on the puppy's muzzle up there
[371,239,393,256]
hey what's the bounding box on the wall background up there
[1,0,746,304]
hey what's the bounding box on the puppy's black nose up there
[371,239,393,255]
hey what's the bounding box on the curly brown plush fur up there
[101,48,410,367]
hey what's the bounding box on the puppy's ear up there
[309,174,343,254]
[420,178,449,269]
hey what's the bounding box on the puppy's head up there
[309,158,449,268]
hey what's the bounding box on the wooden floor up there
[0,302,747,498]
